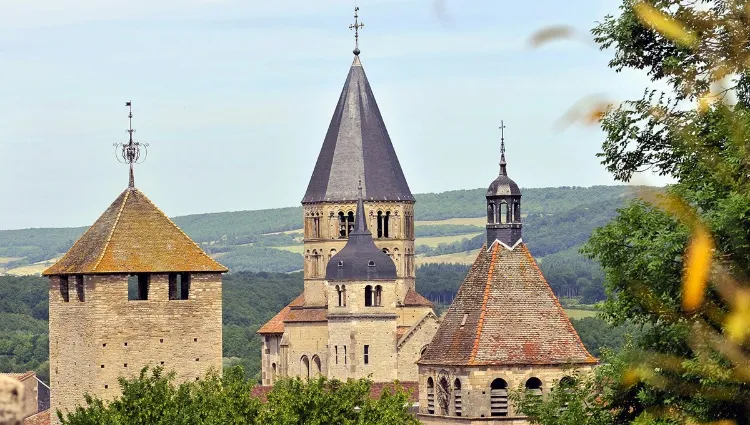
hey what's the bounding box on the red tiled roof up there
[257,294,303,334]
[419,243,596,366]
[403,288,433,307]
[250,382,418,403]
[0,371,35,382]
[24,410,50,425]
[43,188,227,275]
[285,306,328,323]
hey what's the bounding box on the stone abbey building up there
[416,140,597,424]
[257,50,439,385]
[42,124,227,423]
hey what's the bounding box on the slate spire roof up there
[43,187,227,275]
[419,243,595,366]
[326,184,397,280]
[302,55,414,203]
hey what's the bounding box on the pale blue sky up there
[0,0,665,230]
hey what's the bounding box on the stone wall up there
[49,272,222,424]
[418,364,594,422]
[396,314,439,382]
[284,322,328,380]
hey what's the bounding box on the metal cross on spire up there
[499,120,508,176]
[349,6,364,56]
[114,101,149,188]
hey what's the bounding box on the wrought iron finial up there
[114,101,149,188]
[349,6,364,56]
[499,121,508,176]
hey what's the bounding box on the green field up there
[416,249,481,266]
[416,217,486,226]
[563,308,598,319]
[273,245,305,255]
[416,232,482,248]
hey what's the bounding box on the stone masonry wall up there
[396,314,439,382]
[49,272,222,424]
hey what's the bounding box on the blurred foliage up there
[519,0,750,424]
[59,367,417,425]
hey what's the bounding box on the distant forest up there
[0,271,635,384]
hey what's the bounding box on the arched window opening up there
[438,376,450,415]
[312,214,320,239]
[514,201,521,222]
[490,378,509,417]
[525,377,543,397]
[365,285,373,307]
[347,211,355,235]
[368,260,375,267]
[377,211,383,238]
[338,212,347,239]
[336,285,343,307]
[271,363,277,383]
[426,377,435,414]
[312,250,319,277]
[312,355,322,376]
[329,248,337,262]
[499,202,508,224]
[342,285,347,307]
[487,202,496,223]
[454,379,462,417]
[301,356,310,380]
[374,285,382,306]
[384,211,390,238]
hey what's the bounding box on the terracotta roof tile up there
[419,243,596,366]
[257,294,303,334]
[43,188,227,275]
[0,371,35,382]
[24,410,50,425]
[285,306,328,323]
[403,288,433,307]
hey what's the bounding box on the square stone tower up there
[43,186,227,422]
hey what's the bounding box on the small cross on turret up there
[349,6,364,56]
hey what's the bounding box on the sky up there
[0,0,670,230]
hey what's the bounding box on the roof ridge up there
[92,189,130,271]
[469,243,499,364]
[522,245,597,363]
[133,189,228,272]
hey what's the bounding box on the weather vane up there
[114,101,149,188]
[349,6,364,56]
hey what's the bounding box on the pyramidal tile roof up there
[302,56,414,203]
[419,242,596,366]
[43,187,227,275]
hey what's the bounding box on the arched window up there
[312,250,319,277]
[377,211,383,238]
[336,285,343,307]
[329,248,337,262]
[490,378,508,417]
[526,377,543,396]
[271,363,277,383]
[384,211,391,238]
[312,355,322,376]
[454,379,462,417]
[426,377,435,414]
[338,212,347,239]
[365,285,373,307]
[301,356,310,380]
[347,211,355,235]
[342,285,347,307]
[514,201,521,222]
[374,285,382,306]
[487,202,495,223]
[438,376,450,415]
[499,202,508,224]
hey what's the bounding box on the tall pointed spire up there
[499,120,507,176]
[115,101,149,188]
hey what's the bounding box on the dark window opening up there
[75,275,84,302]
[438,376,450,415]
[347,212,355,235]
[368,260,375,267]
[384,211,390,238]
[312,216,320,239]
[490,378,509,417]
[338,212,347,238]
[526,377,543,397]
[128,274,150,301]
[454,379,462,416]
[487,202,496,223]
[426,377,435,414]
[499,202,508,224]
[365,285,373,307]
[344,346,347,364]
[377,211,383,238]
[168,273,191,300]
[514,201,521,222]
[364,345,369,365]
[60,276,69,302]
[374,285,382,306]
